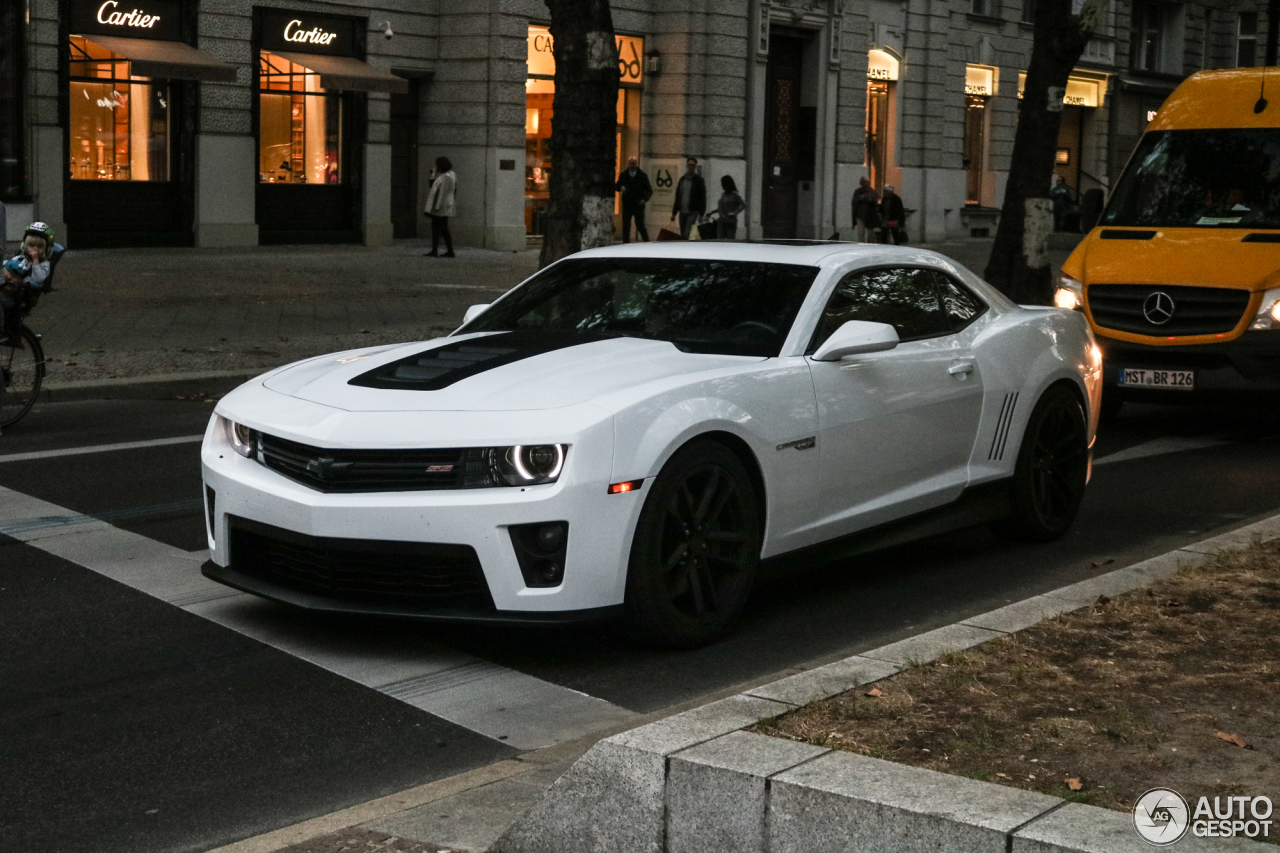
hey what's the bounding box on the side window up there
[932,271,989,332]
[807,267,952,353]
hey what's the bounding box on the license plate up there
[1118,368,1196,390]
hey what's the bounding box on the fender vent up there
[989,392,1019,461]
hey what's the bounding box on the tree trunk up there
[539,0,620,268]
[984,0,1104,304]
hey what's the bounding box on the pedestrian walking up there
[669,157,707,239]
[851,177,881,242]
[1051,175,1074,232]
[615,157,653,243]
[716,176,746,240]
[879,185,907,245]
[424,157,457,258]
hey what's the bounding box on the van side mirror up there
[463,304,490,325]
[810,320,900,361]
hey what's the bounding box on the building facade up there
[0,0,1270,250]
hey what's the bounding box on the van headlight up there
[219,415,258,459]
[1054,272,1084,311]
[1250,287,1280,330]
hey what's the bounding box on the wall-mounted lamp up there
[645,49,661,75]
[378,20,393,40]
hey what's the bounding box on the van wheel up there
[992,386,1089,542]
[623,440,761,648]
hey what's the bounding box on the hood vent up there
[348,331,610,391]
[1100,230,1157,240]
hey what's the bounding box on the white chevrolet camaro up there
[202,242,1101,646]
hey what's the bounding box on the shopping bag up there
[697,221,719,240]
[657,228,684,242]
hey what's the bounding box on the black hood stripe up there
[347,332,614,390]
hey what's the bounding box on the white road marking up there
[0,486,637,750]
[0,434,204,464]
[1094,435,1232,467]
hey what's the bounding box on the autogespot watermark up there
[1133,788,1274,845]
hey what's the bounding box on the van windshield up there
[1102,128,1280,229]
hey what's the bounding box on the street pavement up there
[29,236,1072,387]
[4,386,1280,851]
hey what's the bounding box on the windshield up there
[1102,128,1280,229]
[459,257,819,357]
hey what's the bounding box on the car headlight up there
[1054,272,1084,311]
[219,415,258,459]
[1250,287,1280,330]
[457,444,568,488]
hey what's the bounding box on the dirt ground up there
[755,540,1280,821]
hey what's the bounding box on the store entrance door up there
[390,82,419,239]
[1054,105,1083,193]
[865,81,890,191]
[763,36,804,239]
[963,95,987,205]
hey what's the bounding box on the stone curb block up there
[494,514,1280,853]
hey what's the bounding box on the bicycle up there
[0,321,45,428]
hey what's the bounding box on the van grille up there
[1086,285,1251,337]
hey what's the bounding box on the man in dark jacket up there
[670,157,707,239]
[615,157,653,242]
[880,185,907,245]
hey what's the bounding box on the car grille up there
[1087,285,1251,337]
[229,517,495,610]
[258,433,487,493]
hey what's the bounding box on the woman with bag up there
[715,176,746,240]
[424,157,457,258]
[879,185,907,245]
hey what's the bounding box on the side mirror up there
[462,303,490,325]
[811,320,900,361]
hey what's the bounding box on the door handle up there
[948,362,975,376]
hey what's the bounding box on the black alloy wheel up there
[994,385,1089,542]
[623,439,762,648]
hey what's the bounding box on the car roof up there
[570,240,959,269]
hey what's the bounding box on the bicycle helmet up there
[3,257,26,278]
[24,222,54,244]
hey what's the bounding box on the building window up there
[1130,2,1165,71]
[1238,12,1259,67]
[258,50,343,185]
[971,0,997,17]
[68,36,170,181]
[0,0,24,199]
[1021,0,1035,24]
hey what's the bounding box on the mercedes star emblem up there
[1143,291,1176,325]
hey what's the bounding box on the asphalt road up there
[3,390,1280,852]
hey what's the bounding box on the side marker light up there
[608,480,644,494]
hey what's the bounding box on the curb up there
[494,513,1280,853]
[38,370,260,403]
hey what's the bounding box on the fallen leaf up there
[1094,595,1111,606]
[865,687,883,698]
[996,772,1008,778]
[1214,731,1247,748]
[920,748,931,753]
[1067,778,1083,791]
[1089,558,1115,568]
[359,328,373,333]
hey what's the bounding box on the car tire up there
[622,439,762,648]
[991,385,1089,543]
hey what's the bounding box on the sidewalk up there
[29,236,1077,389]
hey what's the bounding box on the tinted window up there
[808,267,951,353]
[462,258,818,357]
[933,271,987,331]
[1102,129,1280,229]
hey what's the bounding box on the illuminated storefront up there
[524,25,643,236]
[1017,70,1109,197]
[65,0,234,246]
[962,64,997,207]
[254,9,405,243]
[865,49,899,191]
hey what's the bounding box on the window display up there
[258,50,343,185]
[68,35,170,182]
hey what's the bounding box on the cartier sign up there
[71,0,180,40]
[260,10,355,56]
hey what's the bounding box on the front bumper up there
[201,418,646,617]
[1099,332,1280,399]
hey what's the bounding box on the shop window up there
[0,0,25,199]
[1237,12,1258,67]
[68,36,170,182]
[258,50,343,185]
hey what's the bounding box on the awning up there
[81,34,237,83]
[270,50,408,94]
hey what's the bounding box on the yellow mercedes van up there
[1056,67,1280,417]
